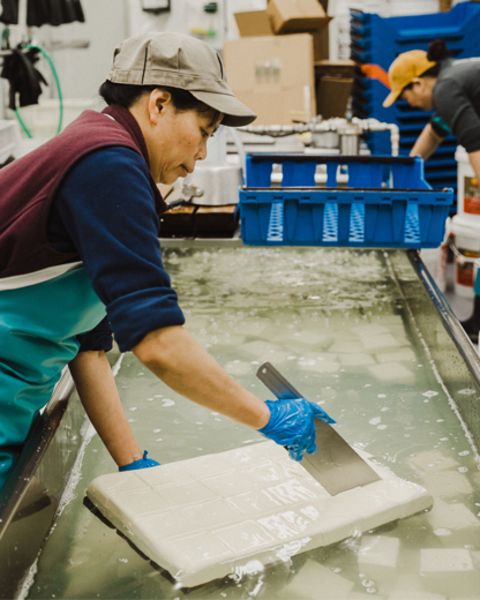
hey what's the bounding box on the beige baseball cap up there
[108,31,256,127]
[383,49,436,107]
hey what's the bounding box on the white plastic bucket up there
[420,247,446,292]
[455,145,480,221]
[449,214,480,297]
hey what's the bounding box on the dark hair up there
[402,39,451,94]
[427,39,451,62]
[400,39,453,97]
[98,80,220,121]
[422,39,452,77]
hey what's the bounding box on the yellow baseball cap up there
[382,50,436,107]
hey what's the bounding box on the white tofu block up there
[240,340,289,363]
[329,341,366,354]
[348,593,385,600]
[87,442,432,587]
[375,349,416,363]
[408,450,459,474]
[358,535,400,584]
[352,324,390,337]
[367,362,415,384]
[273,331,333,349]
[426,499,480,545]
[420,548,480,597]
[339,353,376,367]
[422,471,473,499]
[361,334,399,351]
[385,326,409,342]
[388,592,445,600]
[295,331,333,347]
[215,333,246,346]
[201,323,245,346]
[378,316,406,327]
[224,360,252,377]
[298,356,340,373]
[472,469,480,489]
[277,560,354,599]
[236,321,267,336]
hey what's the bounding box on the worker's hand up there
[258,398,335,461]
[119,450,160,471]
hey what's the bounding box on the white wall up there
[42,0,268,101]
[39,0,129,100]
[0,0,128,105]
[125,0,267,46]
[1,0,268,115]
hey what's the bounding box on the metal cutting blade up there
[256,362,380,495]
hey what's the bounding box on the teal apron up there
[0,265,106,490]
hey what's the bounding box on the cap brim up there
[190,90,256,127]
[383,89,401,108]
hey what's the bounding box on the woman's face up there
[401,78,434,111]
[143,91,222,184]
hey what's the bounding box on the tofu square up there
[86,441,432,587]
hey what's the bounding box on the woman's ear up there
[147,89,172,125]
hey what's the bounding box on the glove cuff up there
[257,399,276,434]
[119,450,160,472]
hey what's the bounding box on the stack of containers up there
[329,0,439,59]
[447,148,480,297]
[350,1,480,194]
[239,153,453,248]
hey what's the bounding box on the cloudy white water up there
[27,248,480,599]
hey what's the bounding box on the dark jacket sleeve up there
[433,79,480,152]
[52,146,185,352]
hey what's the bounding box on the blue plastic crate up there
[239,155,453,248]
[350,3,480,69]
[350,0,480,166]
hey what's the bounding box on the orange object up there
[360,63,390,89]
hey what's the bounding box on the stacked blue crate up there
[351,1,480,196]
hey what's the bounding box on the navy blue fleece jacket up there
[47,145,185,352]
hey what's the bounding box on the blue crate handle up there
[244,153,430,191]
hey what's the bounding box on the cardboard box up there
[234,11,329,61]
[312,28,329,61]
[234,0,330,61]
[316,76,353,118]
[266,0,329,34]
[438,0,453,9]
[235,10,274,37]
[224,34,315,125]
[315,59,356,76]
[314,60,355,118]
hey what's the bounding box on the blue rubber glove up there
[259,398,335,461]
[119,450,160,472]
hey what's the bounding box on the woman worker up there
[383,40,480,179]
[0,31,333,489]
[383,40,480,341]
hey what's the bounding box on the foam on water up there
[26,248,480,599]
